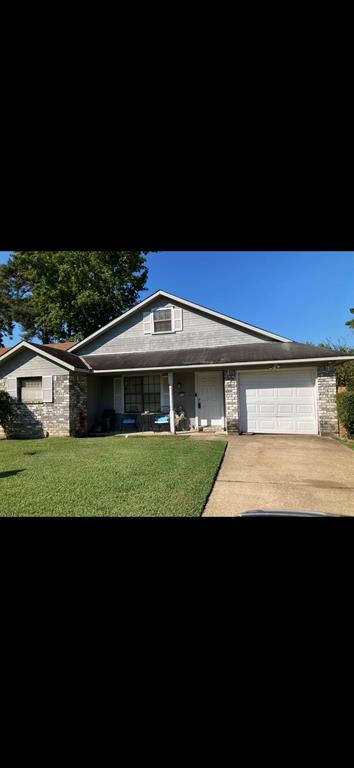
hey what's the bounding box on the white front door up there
[239,369,317,434]
[196,372,224,428]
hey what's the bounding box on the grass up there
[339,437,354,451]
[0,435,226,517]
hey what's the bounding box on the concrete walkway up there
[203,435,354,516]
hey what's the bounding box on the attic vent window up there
[153,308,172,334]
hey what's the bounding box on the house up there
[1,290,353,438]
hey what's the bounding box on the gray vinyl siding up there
[0,349,68,379]
[77,299,272,356]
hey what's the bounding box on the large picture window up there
[124,375,160,413]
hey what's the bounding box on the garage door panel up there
[296,404,313,415]
[240,370,317,435]
[259,419,278,432]
[277,419,296,433]
[246,403,257,415]
[247,420,258,432]
[277,386,297,398]
[259,404,277,416]
[277,404,295,416]
[258,388,276,398]
[296,420,315,433]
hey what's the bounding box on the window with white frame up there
[124,375,161,413]
[153,308,172,333]
[20,377,43,403]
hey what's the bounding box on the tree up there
[337,390,354,437]
[2,251,148,344]
[318,338,354,390]
[0,265,14,347]
[345,308,354,330]
[0,391,15,435]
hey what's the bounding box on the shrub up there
[0,390,15,436]
[336,361,354,390]
[337,390,354,438]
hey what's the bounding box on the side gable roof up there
[0,341,90,371]
[69,290,293,352]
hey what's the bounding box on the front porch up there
[86,369,228,435]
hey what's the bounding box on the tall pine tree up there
[346,308,354,330]
[0,265,14,347]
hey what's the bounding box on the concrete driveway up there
[203,435,354,516]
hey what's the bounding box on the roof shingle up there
[83,342,354,371]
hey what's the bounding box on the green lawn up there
[0,435,226,517]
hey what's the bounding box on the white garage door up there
[239,369,317,434]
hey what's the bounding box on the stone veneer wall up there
[0,374,71,438]
[223,369,239,433]
[317,364,338,435]
[69,373,88,435]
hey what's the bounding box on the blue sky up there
[1,251,353,346]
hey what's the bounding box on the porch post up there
[168,371,175,434]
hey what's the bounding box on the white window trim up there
[121,373,162,414]
[152,306,175,335]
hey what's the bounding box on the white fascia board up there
[0,341,82,372]
[69,290,292,352]
[92,355,354,374]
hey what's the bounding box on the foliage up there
[1,251,149,344]
[318,339,354,390]
[336,391,354,438]
[0,391,15,434]
[0,436,226,516]
[0,267,14,347]
[305,338,354,390]
[345,308,354,330]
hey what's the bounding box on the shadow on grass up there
[0,469,26,479]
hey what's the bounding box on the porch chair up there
[153,415,170,433]
[120,415,138,433]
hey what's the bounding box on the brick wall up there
[69,373,88,435]
[0,375,71,438]
[317,364,338,435]
[0,372,89,439]
[224,368,239,433]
